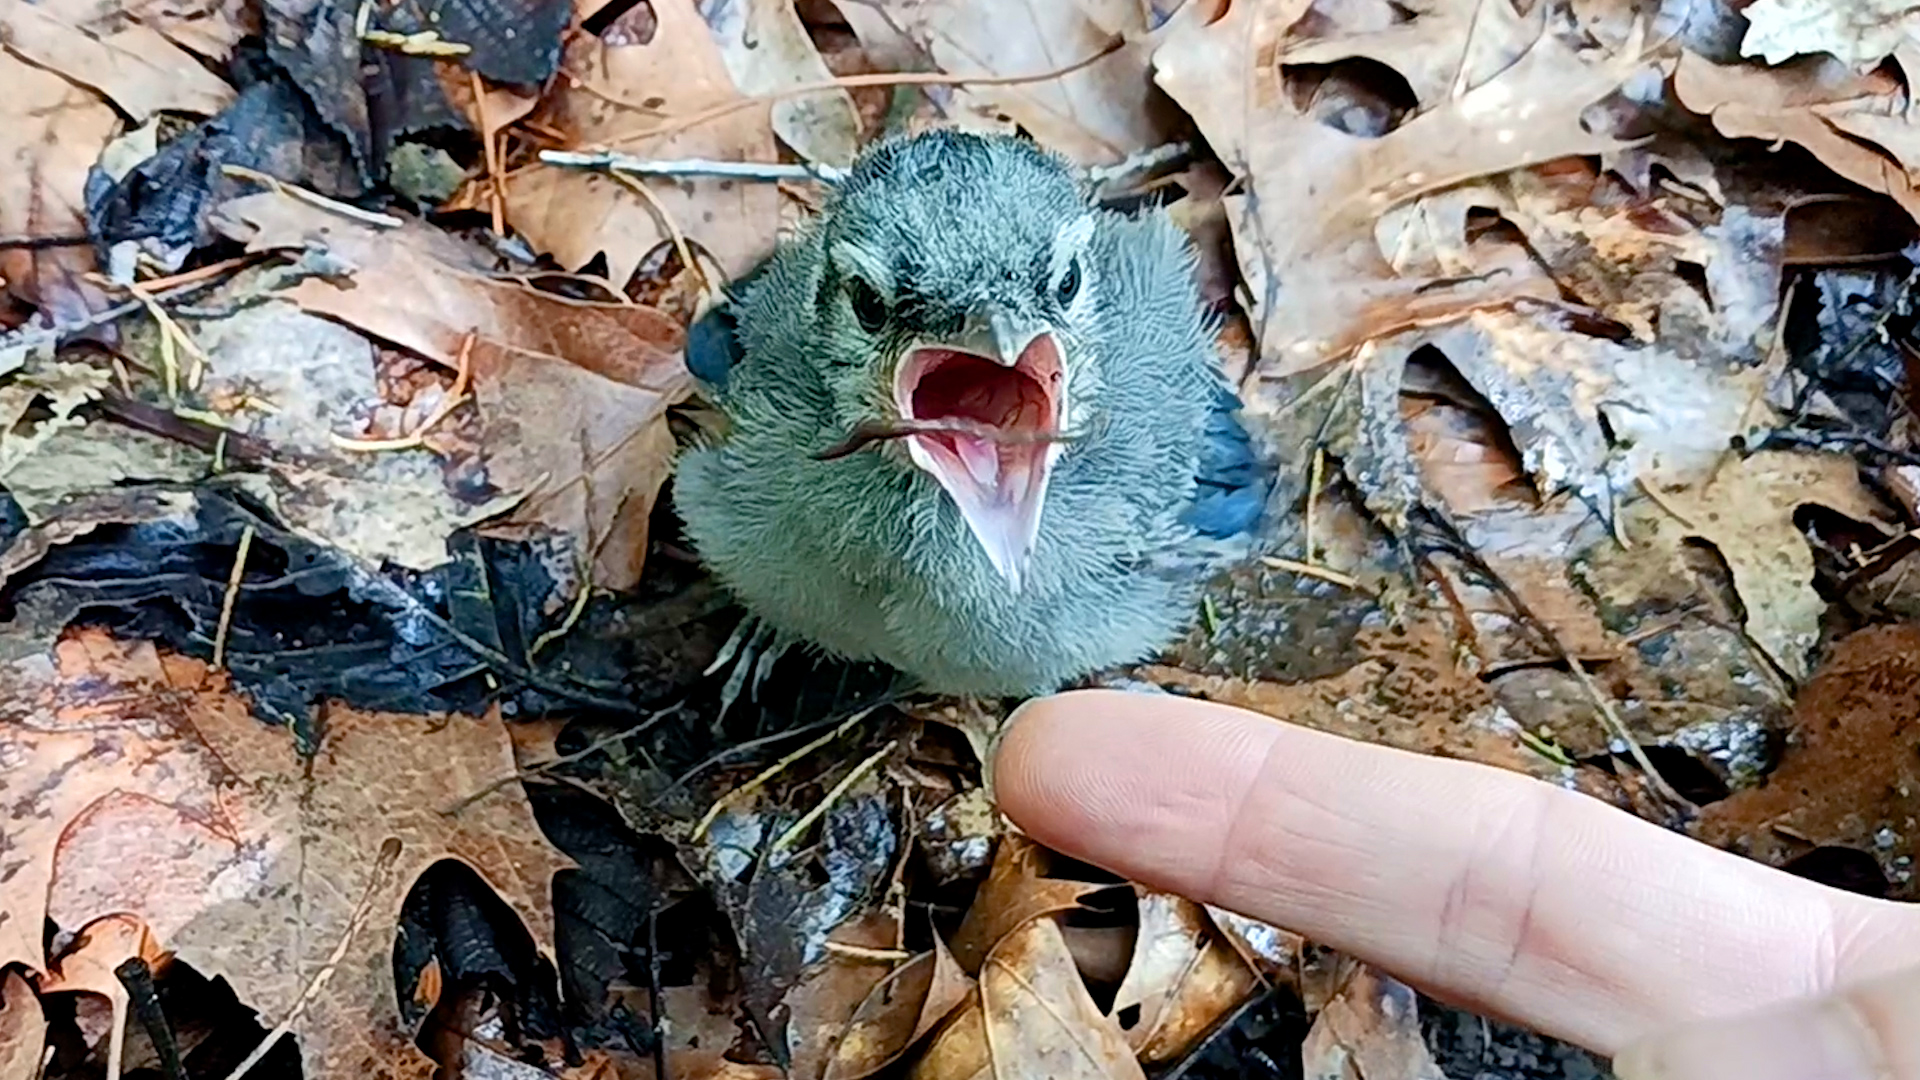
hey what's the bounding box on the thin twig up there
[220,165,405,229]
[124,279,218,396]
[604,39,1124,147]
[691,706,876,841]
[221,838,403,1080]
[529,563,595,660]
[543,150,840,183]
[471,70,507,236]
[610,172,713,301]
[212,524,256,669]
[769,739,897,856]
[1260,556,1363,591]
[443,704,681,815]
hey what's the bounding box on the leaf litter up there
[5,0,1920,1074]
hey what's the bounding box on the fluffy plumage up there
[673,130,1265,696]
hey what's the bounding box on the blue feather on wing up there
[1182,385,1268,540]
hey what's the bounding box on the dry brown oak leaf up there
[0,628,573,1080]
[1151,0,1644,378]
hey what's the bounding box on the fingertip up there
[991,689,1284,893]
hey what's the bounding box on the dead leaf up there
[1204,905,1304,987]
[1674,52,1920,224]
[911,917,1147,1080]
[947,835,1106,973]
[37,914,169,1080]
[508,0,780,282]
[0,0,236,120]
[210,190,692,587]
[701,0,861,165]
[1,628,573,1080]
[1301,964,1447,1080]
[0,53,116,322]
[1657,450,1893,681]
[1739,0,1920,67]
[0,968,46,1080]
[823,935,974,1080]
[1153,0,1643,376]
[837,0,1179,165]
[1111,889,1258,1063]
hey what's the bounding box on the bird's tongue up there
[900,340,1062,588]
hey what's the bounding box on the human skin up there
[992,690,1920,1079]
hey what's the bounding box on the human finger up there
[1614,961,1920,1080]
[992,690,1920,1054]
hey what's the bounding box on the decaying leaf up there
[700,0,861,165]
[1111,889,1259,1063]
[837,0,1179,165]
[947,835,1106,973]
[1153,0,1643,376]
[822,934,974,1080]
[0,0,236,120]
[1650,449,1894,681]
[1301,963,1447,1080]
[211,190,692,587]
[1,629,573,1079]
[1674,52,1920,224]
[1739,0,1920,68]
[507,0,780,282]
[0,53,116,322]
[912,917,1146,1080]
[0,968,47,1080]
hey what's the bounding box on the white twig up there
[540,140,1194,191]
[539,150,844,184]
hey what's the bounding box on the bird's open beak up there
[894,308,1066,591]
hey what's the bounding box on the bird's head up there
[809,131,1100,590]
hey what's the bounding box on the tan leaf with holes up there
[2,629,573,1080]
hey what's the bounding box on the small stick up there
[814,418,1079,461]
[769,739,897,856]
[220,839,402,1080]
[115,958,187,1080]
[471,70,507,236]
[220,165,404,229]
[1260,555,1363,591]
[542,150,839,184]
[1305,447,1324,565]
[691,706,874,841]
[212,524,256,669]
[604,40,1124,147]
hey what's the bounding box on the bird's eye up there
[847,277,889,333]
[1056,257,1082,305]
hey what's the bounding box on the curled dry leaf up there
[911,917,1146,1080]
[1153,0,1643,377]
[837,0,1181,165]
[507,0,780,282]
[947,834,1106,973]
[0,968,44,1080]
[0,54,116,323]
[0,628,573,1080]
[211,190,692,587]
[823,935,974,1080]
[1110,889,1259,1063]
[1301,963,1448,1080]
[0,0,236,120]
[1674,51,1920,224]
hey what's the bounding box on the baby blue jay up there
[673,130,1266,697]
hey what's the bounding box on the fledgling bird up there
[673,130,1267,697]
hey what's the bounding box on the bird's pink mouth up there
[895,334,1065,588]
